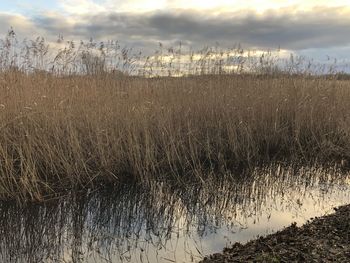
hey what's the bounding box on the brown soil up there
[200,204,350,263]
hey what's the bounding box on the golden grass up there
[0,71,350,200]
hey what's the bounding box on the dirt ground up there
[200,204,350,263]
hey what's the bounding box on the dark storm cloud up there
[2,7,350,52]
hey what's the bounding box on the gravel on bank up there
[200,204,350,263]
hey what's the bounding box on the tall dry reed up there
[0,70,350,200]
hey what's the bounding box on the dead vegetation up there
[0,30,350,200]
[0,70,350,200]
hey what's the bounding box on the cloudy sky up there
[1,0,350,62]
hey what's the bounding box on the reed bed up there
[0,69,350,200]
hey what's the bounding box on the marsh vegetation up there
[1,69,350,200]
[0,31,349,262]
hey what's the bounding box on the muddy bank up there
[201,204,350,263]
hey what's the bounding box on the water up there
[0,166,349,263]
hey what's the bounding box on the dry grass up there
[0,71,350,200]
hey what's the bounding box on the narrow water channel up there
[0,166,349,263]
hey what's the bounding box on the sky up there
[1,0,350,64]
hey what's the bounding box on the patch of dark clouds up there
[1,7,350,53]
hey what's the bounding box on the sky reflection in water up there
[0,166,349,263]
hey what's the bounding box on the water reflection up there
[0,166,349,263]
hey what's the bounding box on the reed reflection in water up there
[0,166,349,263]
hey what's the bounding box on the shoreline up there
[200,204,350,262]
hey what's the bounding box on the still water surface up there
[0,166,349,263]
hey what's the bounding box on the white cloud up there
[109,0,168,12]
[59,0,106,14]
[1,0,350,63]
[171,0,349,11]
[58,0,350,14]
[0,12,37,37]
